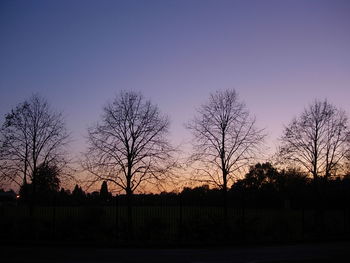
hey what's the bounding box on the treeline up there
[1,90,350,212]
[14,162,350,209]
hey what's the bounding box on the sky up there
[1,0,350,165]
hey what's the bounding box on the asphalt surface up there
[1,242,350,262]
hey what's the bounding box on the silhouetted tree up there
[277,167,309,193]
[19,162,60,204]
[232,163,310,208]
[238,162,279,190]
[72,184,86,205]
[99,181,111,203]
[57,188,70,205]
[279,100,350,183]
[0,95,69,197]
[35,162,60,192]
[83,90,175,238]
[187,89,265,217]
[279,100,350,231]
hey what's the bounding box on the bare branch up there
[187,89,266,192]
[82,90,176,195]
[0,94,70,189]
[278,99,350,180]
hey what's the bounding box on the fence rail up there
[1,205,349,245]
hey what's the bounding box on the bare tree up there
[0,94,69,192]
[83,90,174,236]
[279,100,350,231]
[279,99,350,182]
[187,89,265,215]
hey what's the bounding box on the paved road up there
[1,242,350,262]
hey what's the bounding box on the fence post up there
[301,207,305,240]
[344,207,349,236]
[241,191,246,241]
[52,194,56,240]
[115,195,119,242]
[179,194,183,243]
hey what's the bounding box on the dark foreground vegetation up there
[2,242,350,263]
[1,163,350,247]
[1,204,349,247]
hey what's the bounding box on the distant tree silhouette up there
[83,90,175,238]
[237,162,279,190]
[181,184,210,204]
[35,162,60,192]
[99,181,111,203]
[232,163,310,208]
[187,89,265,218]
[276,168,309,196]
[72,184,86,205]
[57,188,70,205]
[0,94,69,198]
[19,162,60,204]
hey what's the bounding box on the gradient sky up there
[1,0,350,161]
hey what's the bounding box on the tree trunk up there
[312,170,323,237]
[221,129,228,229]
[29,167,37,217]
[115,195,119,241]
[223,176,228,220]
[222,169,229,240]
[126,185,133,241]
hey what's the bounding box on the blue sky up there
[1,0,350,159]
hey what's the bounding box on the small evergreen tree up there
[99,181,109,202]
[72,184,85,205]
